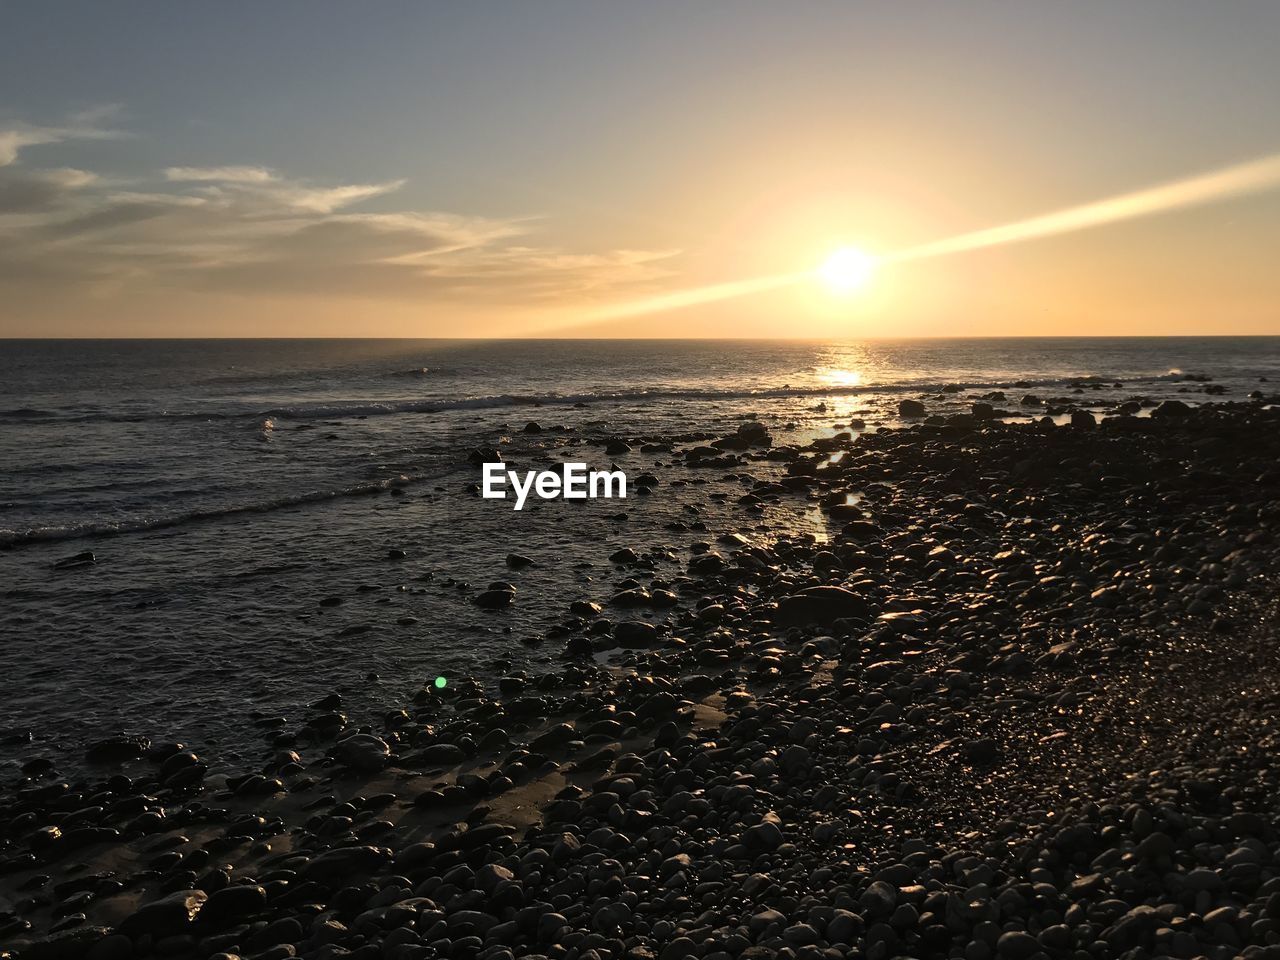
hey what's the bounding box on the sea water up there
[1,337,1275,770]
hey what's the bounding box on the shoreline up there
[4,400,1280,960]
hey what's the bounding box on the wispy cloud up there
[0,168,97,213]
[166,165,406,212]
[0,114,676,305]
[0,107,123,167]
[258,179,409,214]
[164,165,276,184]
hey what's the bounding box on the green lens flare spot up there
[434,676,448,689]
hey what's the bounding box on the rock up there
[898,399,926,417]
[1136,830,1174,860]
[859,880,897,918]
[118,889,208,938]
[1038,925,1072,951]
[775,586,872,626]
[475,588,514,609]
[1070,410,1096,428]
[611,588,652,607]
[782,924,819,947]
[1102,905,1160,950]
[713,423,773,450]
[841,520,885,541]
[506,554,535,568]
[248,916,303,949]
[498,675,526,696]
[475,863,515,892]
[995,930,1040,960]
[736,422,772,446]
[415,743,467,765]
[334,734,391,772]
[202,884,267,925]
[827,909,862,944]
[594,902,631,935]
[780,744,812,774]
[85,735,150,764]
[1152,399,1192,418]
[537,912,569,941]
[744,820,783,851]
[614,621,659,647]
[301,846,392,881]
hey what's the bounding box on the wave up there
[0,370,1221,426]
[180,372,1224,419]
[386,366,457,378]
[0,406,57,419]
[0,472,437,548]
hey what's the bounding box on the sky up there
[2,1,1280,338]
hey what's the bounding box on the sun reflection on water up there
[817,367,864,388]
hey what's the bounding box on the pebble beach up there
[5,389,1280,960]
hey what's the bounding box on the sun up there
[818,246,877,294]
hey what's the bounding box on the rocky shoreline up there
[4,399,1280,960]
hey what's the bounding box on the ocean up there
[1,337,1276,771]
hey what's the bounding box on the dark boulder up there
[775,586,872,626]
[1152,399,1192,418]
[614,621,659,647]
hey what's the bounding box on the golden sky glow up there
[3,4,1280,337]
[550,150,1280,335]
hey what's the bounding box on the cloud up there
[0,167,96,213]
[192,212,523,293]
[420,245,682,300]
[167,168,408,213]
[164,165,276,183]
[0,107,123,166]
[0,125,675,305]
[0,131,57,167]
[259,179,408,214]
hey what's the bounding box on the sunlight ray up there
[577,150,1280,324]
[885,151,1280,264]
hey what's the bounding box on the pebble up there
[6,402,1280,960]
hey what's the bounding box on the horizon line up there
[3,333,1280,342]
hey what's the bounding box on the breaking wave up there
[0,472,443,548]
[0,371,1216,426]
